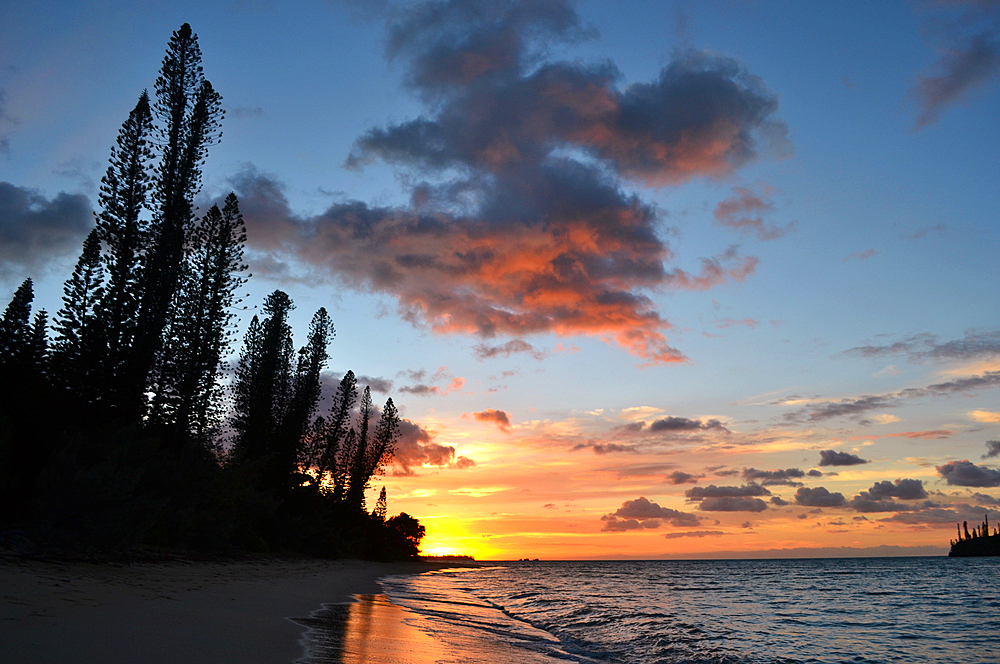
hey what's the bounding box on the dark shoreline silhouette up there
[949,515,1000,557]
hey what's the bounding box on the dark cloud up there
[807,396,897,422]
[474,339,545,360]
[865,479,928,500]
[698,496,768,512]
[785,369,1000,424]
[356,374,394,393]
[399,376,465,396]
[228,0,784,363]
[984,440,1000,459]
[605,496,700,527]
[666,471,699,485]
[685,484,771,499]
[0,182,93,275]
[648,416,726,432]
[686,484,772,510]
[742,467,806,486]
[818,450,869,467]
[713,187,794,241]
[913,29,1000,129]
[455,455,476,469]
[848,480,931,513]
[663,530,724,539]
[391,419,469,475]
[937,460,1000,487]
[770,496,789,506]
[844,329,1000,362]
[600,516,661,532]
[795,486,846,508]
[807,469,823,477]
[471,408,511,432]
[972,492,1000,507]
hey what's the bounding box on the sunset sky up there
[2,0,999,559]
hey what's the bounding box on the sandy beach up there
[0,556,458,663]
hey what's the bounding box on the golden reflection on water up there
[335,594,450,664]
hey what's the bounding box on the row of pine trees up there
[0,24,422,559]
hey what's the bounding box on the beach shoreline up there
[0,555,467,663]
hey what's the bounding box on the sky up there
[2,0,999,560]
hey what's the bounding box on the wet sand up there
[0,557,462,663]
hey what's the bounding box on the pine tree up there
[286,307,334,467]
[373,486,387,521]
[97,90,155,412]
[149,193,247,444]
[128,23,223,421]
[347,386,374,509]
[309,370,357,482]
[0,279,34,378]
[230,290,295,485]
[51,229,105,402]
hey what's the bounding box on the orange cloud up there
[470,408,512,433]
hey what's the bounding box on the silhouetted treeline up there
[0,24,422,560]
[949,515,1000,557]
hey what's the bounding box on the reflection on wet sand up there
[294,591,567,664]
[296,594,450,663]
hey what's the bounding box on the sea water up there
[301,557,1000,663]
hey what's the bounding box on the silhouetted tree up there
[282,307,333,473]
[51,229,105,403]
[96,90,155,413]
[128,23,223,421]
[373,486,387,521]
[149,194,247,446]
[386,513,425,558]
[0,279,34,381]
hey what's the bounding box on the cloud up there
[818,450,869,467]
[937,459,1000,487]
[698,496,768,512]
[787,370,1000,424]
[391,419,472,475]
[864,479,928,500]
[474,339,545,360]
[471,408,511,432]
[229,1,784,364]
[713,187,794,241]
[795,486,846,508]
[572,442,638,454]
[0,182,93,276]
[843,249,877,262]
[742,467,806,486]
[971,410,1000,423]
[685,484,771,499]
[806,396,898,422]
[913,24,1000,129]
[983,440,1000,459]
[663,530,724,539]
[604,496,700,527]
[356,374,394,393]
[666,471,699,485]
[647,416,726,432]
[844,329,1000,362]
[685,484,770,511]
[399,376,465,396]
[600,517,661,531]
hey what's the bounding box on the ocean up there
[299,557,1000,663]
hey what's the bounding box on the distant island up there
[949,515,1000,557]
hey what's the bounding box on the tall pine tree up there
[128,23,223,421]
[51,229,105,404]
[96,90,155,414]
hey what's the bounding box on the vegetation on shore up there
[0,24,423,561]
[949,515,1000,557]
